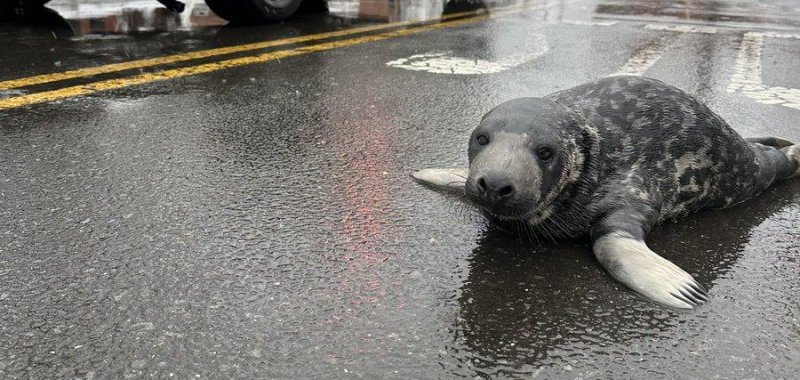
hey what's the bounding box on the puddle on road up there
[448,179,800,376]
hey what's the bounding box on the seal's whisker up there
[537,218,560,244]
[548,213,576,239]
[538,221,560,245]
[523,223,539,246]
[441,195,480,225]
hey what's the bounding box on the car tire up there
[0,0,52,11]
[205,0,304,23]
[18,0,51,6]
[0,0,51,20]
[297,0,327,13]
[443,0,487,15]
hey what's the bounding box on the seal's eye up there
[476,134,490,146]
[536,146,553,162]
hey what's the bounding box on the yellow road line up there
[0,6,515,91]
[0,4,544,110]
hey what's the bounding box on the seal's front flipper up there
[593,232,708,309]
[590,200,708,309]
[411,168,468,193]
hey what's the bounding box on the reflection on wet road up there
[1,0,799,378]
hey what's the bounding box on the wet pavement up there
[1,0,799,378]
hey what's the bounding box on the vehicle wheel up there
[297,0,327,13]
[1,0,52,11]
[443,0,486,15]
[18,0,51,6]
[0,0,51,20]
[205,0,304,23]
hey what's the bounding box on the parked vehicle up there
[3,0,327,23]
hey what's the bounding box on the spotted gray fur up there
[413,76,800,309]
[544,76,797,228]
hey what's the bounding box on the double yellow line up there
[0,3,545,110]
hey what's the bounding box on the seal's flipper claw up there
[411,168,468,192]
[593,235,708,310]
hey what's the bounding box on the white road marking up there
[611,35,675,76]
[752,31,800,40]
[561,19,617,26]
[613,22,725,77]
[727,32,800,110]
[644,24,718,34]
[386,34,547,75]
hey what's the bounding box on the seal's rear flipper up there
[744,136,795,148]
[746,137,800,181]
[411,168,468,193]
[593,232,708,309]
[780,145,800,178]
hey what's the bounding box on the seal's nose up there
[475,173,515,202]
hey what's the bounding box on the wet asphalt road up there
[1,0,800,378]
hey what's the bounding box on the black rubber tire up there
[0,0,52,20]
[297,0,327,13]
[0,0,52,11]
[205,0,304,23]
[443,0,487,15]
[21,0,51,5]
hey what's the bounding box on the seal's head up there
[466,97,593,222]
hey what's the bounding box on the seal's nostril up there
[474,174,514,201]
[477,177,487,193]
[498,185,514,198]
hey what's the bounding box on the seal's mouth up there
[472,197,557,226]
[474,201,539,221]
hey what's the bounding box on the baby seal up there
[413,76,800,309]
